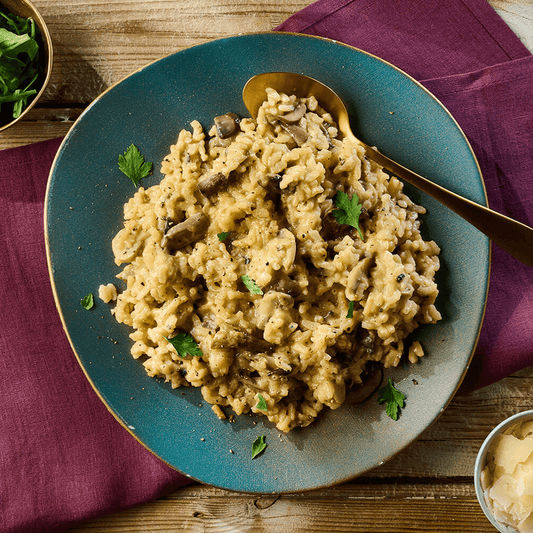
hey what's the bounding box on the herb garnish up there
[332,190,364,241]
[241,275,263,295]
[217,232,230,242]
[165,333,203,358]
[118,144,153,186]
[346,301,355,319]
[256,394,268,412]
[377,379,406,421]
[0,9,43,120]
[252,435,267,459]
[80,293,94,310]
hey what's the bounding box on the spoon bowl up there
[243,72,533,266]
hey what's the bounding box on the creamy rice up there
[108,88,441,432]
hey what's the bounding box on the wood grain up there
[66,483,495,533]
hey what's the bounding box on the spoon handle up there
[361,142,533,266]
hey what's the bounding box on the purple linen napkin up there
[0,138,189,533]
[277,0,533,390]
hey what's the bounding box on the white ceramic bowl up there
[474,410,533,533]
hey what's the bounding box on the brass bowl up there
[0,0,53,132]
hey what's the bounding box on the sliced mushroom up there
[277,103,307,124]
[320,122,335,149]
[266,276,300,297]
[260,173,284,195]
[211,325,273,353]
[161,212,209,253]
[197,171,234,196]
[279,122,309,145]
[214,112,240,139]
[345,364,383,405]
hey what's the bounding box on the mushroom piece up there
[260,173,284,195]
[214,112,240,139]
[344,364,384,405]
[279,122,309,145]
[277,103,307,124]
[266,276,300,297]
[197,171,234,196]
[211,326,273,353]
[161,212,209,253]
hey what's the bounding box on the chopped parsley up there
[80,293,94,310]
[346,301,355,319]
[165,333,203,358]
[118,144,153,186]
[217,231,230,242]
[0,9,43,120]
[332,190,364,241]
[377,379,406,421]
[256,394,268,412]
[252,435,267,459]
[241,275,263,295]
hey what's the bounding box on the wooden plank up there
[66,482,495,532]
[0,108,81,149]
[31,0,315,104]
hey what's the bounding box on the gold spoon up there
[243,72,533,266]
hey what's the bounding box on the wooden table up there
[2,1,532,531]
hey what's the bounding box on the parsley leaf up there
[241,275,263,295]
[80,293,94,310]
[252,435,267,459]
[217,232,230,242]
[377,379,406,421]
[346,301,355,319]
[118,144,153,186]
[165,333,203,358]
[256,394,268,412]
[332,190,364,241]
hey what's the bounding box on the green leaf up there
[332,190,364,241]
[118,144,153,186]
[252,435,267,459]
[256,394,268,412]
[80,293,94,310]
[241,275,263,295]
[165,333,203,358]
[217,232,230,242]
[0,12,42,120]
[377,379,406,421]
[0,28,39,60]
[346,301,355,319]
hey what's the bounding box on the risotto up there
[108,88,441,432]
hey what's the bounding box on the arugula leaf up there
[217,232,230,242]
[241,275,263,295]
[165,333,203,358]
[256,394,268,412]
[80,293,94,310]
[0,28,38,59]
[0,10,43,120]
[377,379,406,421]
[346,301,355,319]
[118,144,153,186]
[332,190,364,241]
[252,435,267,459]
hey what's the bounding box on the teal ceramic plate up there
[45,32,489,493]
